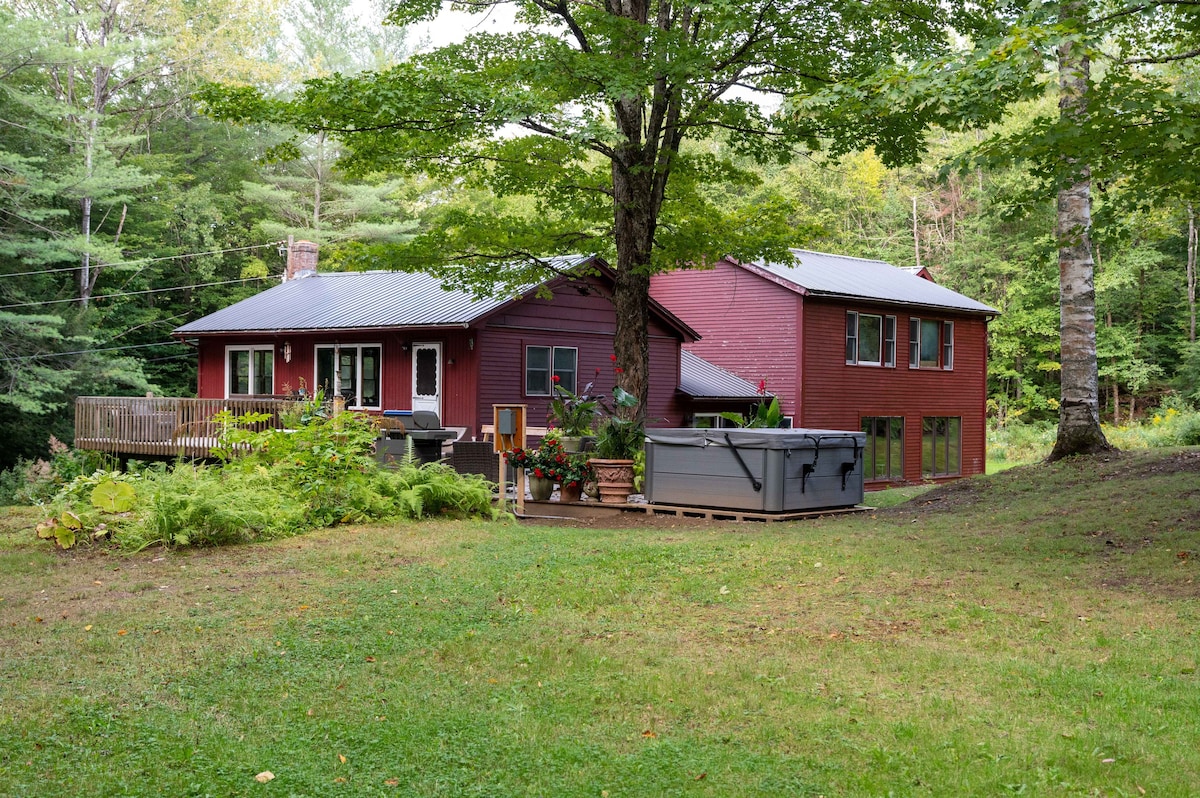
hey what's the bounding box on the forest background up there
[1,0,1198,473]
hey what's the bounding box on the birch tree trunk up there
[1188,204,1197,344]
[1049,9,1112,460]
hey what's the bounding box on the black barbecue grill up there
[378,410,458,465]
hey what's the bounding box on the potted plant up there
[504,438,569,501]
[551,454,593,503]
[589,385,643,503]
[547,378,601,451]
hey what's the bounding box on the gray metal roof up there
[174,259,591,335]
[679,350,765,399]
[746,249,997,315]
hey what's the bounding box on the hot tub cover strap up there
[723,433,762,492]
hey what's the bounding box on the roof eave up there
[172,322,473,337]
[806,290,998,317]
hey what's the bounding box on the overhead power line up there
[0,339,190,364]
[0,242,286,280]
[0,275,274,310]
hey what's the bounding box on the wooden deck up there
[74,396,293,459]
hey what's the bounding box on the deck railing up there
[74,396,295,458]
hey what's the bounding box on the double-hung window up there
[226,345,274,397]
[526,345,578,395]
[846,312,896,367]
[909,318,954,370]
[316,344,381,409]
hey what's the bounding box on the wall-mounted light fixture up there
[401,342,410,352]
[468,337,475,351]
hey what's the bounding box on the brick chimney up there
[285,239,319,281]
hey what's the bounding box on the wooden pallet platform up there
[516,499,871,523]
[626,503,871,522]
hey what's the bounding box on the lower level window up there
[922,416,961,477]
[316,344,381,409]
[692,413,741,429]
[862,416,904,480]
[227,346,274,396]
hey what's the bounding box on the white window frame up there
[525,345,578,396]
[225,345,275,398]
[315,343,382,410]
[909,318,954,371]
[846,311,896,367]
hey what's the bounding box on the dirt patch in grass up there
[879,448,1200,518]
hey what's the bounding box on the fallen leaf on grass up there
[254,771,274,783]
[338,754,347,764]
[117,629,127,636]
[641,730,657,738]
[384,779,400,787]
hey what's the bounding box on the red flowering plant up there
[552,454,594,490]
[505,436,569,480]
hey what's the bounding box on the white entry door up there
[411,342,442,419]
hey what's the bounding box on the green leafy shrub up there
[373,463,496,519]
[123,464,308,550]
[35,408,500,551]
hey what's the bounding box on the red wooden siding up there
[799,299,988,483]
[651,263,990,485]
[193,274,687,439]
[650,262,801,417]
[474,276,687,437]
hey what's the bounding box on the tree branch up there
[1095,0,1200,24]
[1123,46,1200,65]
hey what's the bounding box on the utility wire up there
[0,242,286,279]
[0,339,189,364]
[0,275,274,310]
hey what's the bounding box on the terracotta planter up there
[589,458,635,504]
[559,483,583,503]
[528,474,555,501]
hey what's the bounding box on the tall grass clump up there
[1104,399,1200,449]
[990,396,1200,467]
[0,436,114,504]
[987,419,1055,465]
[35,401,499,551]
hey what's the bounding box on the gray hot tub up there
[644,428,866,512]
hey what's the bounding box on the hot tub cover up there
[646,428,860,449]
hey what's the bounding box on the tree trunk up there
[1048,14,1112,461]
[610,139,656,414]
[1188,203,1197,344]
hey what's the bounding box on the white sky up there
[410,5,520,51]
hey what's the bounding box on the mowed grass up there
[1,449,1198,797]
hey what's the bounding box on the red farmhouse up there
[650,250,998,486]
[172,245,720,439]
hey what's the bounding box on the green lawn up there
[2,449,1198,796]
